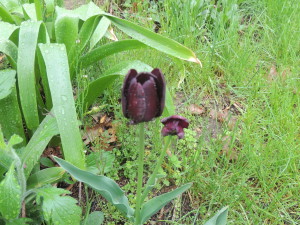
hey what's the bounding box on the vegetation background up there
[81,0,299,224]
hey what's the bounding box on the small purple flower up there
[161,115,189,139]
[122,68,166,124]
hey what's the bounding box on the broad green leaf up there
[36,187,82,225]
[7,134,23,147]
[73,2,103,21]
[0,21,18,39]
[0,39,18,69]
[44,0,55,15]
[22,114,59,178]
[38,44,85,169]
[0,163,21,220]
[22,3,37,21]
[17,20,48,130]
[140,183,192,224]
[0,69,16,100]
[80,40,146,68]
[104,14,201,64]
[90,16,110,49]
[27,167,65,189]
[204,206,229,225]
[55,15,79,53]
[54,157,135,220]
[34,0,42,20]
[80,60,151,110]
[83,211,104,225]
[0,5,15,24]
[0,70,26,145]
[0,0,19,11]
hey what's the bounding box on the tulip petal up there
[151,68,166,116]
[142,77,159,122]
[127,80,146,123]
[122,69,138,118]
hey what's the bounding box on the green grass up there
[82,0,300,224]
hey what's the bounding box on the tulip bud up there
[161,115,189,139]
[122,68,166,124]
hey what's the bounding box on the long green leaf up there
[104,14,201,64]
[17,20,48,130]
[69,15,101,77]
[204,206,229,225]
[55,15,79,53]
[22,3,37,21]
[0,5,15,23]
[38,44,85,169]
[89,16,110,49]
[0,21,18,39]
[54,157,135,221]
[0,39,18,69]
[22,114,59,178]
[140,183,192,224]
[0,70,26,145]
[80,40,146,68]
[27,167,65,189]
[80,60,152,110]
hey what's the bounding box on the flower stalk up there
[135,123,145,224]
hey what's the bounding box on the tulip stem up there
[135,123,145,225]
[141,136,172,202]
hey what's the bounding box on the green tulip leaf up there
[80,39,146,68]
[22,114,59,178]
[22,3,37,21]
[140,183,192,224]
[27,167,65,189]
[104,14,201,64]
[90,16,111,49]
[0,163,21,220]
[17,20,48,130]
[54,156,135,220]
[204,206,229,225]
[0,21,18,40]
[0,5,15,24]
[38,44,85,170]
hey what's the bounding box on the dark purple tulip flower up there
[122,68,166,124]
[161,115,189,139]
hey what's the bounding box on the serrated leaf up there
[0,69,16,100]
[83,211,104,225]
[86,151,115,174]
[36,187,82,225]
[104,14,201,64]
[54,157,134,220]
[204,206,229,225]
[0,163,21,220]
[140,183,192,224]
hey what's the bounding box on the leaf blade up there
[54,157,135,220]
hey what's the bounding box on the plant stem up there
[141,136,172,202]
[135,123,145,225]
